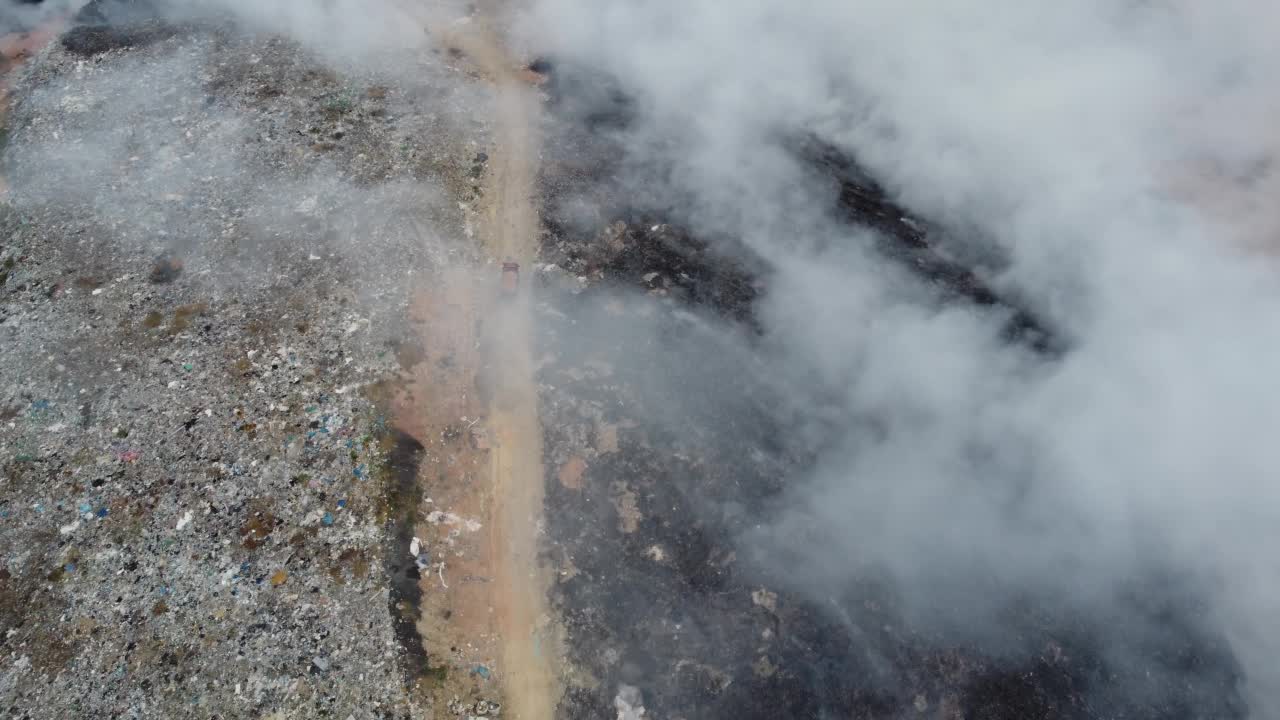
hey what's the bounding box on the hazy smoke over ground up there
[5,0,488,332]
[0,1,77,35]
[522,0,1280,713]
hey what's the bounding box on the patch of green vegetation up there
[422,664,449,685]
[322,90,357,118]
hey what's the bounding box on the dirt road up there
[404,5,561,719]
[475,26,562,720]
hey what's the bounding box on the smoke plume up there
[520,0,1280,713]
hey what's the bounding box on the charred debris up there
[534,56,1058,354]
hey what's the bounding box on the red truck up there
[501,261,520,297]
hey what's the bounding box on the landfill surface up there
[0,9,491,718]
[0,5,1255,720]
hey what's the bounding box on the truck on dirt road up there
[501,260,519,297]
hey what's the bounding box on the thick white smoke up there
[519,0,1280,712]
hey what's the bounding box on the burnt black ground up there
[380,429,430,691]
[533,60,1247,719]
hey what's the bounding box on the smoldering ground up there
[522,0,1280,716]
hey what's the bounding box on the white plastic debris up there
[411,537,431,570]
[176,511,193,530]
[425,510,482,532]
[614,685,646,720]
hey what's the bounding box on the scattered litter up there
[59,520,79,535]
[270,570,288,586]
[96,508,108,519]
[321,512,334,526]
[472,665,491,680]
[437,562,448,589]
[176,511,192,530]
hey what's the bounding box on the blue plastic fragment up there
[352,464,365,479]
[64,562,76,572]
[472,665,491,680]
[96,508,109,518]
[336,499,347,509]
[79,503,92,513]
[322,512,334,526]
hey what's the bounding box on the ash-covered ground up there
[0,5,494,718]
[533,61,1248,720]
